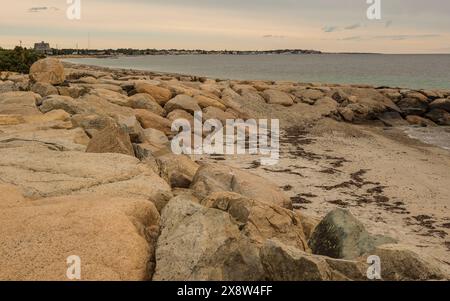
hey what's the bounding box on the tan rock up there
[127,93,166,116]
[203,192,308,251]
[164,95,201,115]
[31,82,58,97]
[0,143,172,211]
[153,197,264,281]
[0,185,160,281]
[406,115,437,127]
[202,106,235,124]
[86,123,135,156]
[261,239,367,281]
[191,163,292,209]
[0,92,42,115]
[371,244,445,281]
[157,153,200,188]
[135,82,172,105]
[262,89,294,106]
[134,109,172,135]
[193,94,226,110]
[29,58,65,85]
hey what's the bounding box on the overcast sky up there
[0,0,449,53]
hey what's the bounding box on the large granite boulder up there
[426,109,450,125]
[156,153,200,188]
[0,184,160,280]
[127,93,166,116]
[86,123,135,156]
[397,97,429,116]
[29,58,65,85]
[164,95,201,115]
[371,244,445,281]
[134,109,172,135]
[153,197,264,281]
[429,98,450,112]
[308,209,396,260]
[262,89,294,106]
[135,82,172,105]
[260,239,367,281]
[0,92,42,115]
[31,82,59,97]
[0,143,172,211]
[202,192,308,251]
[191,163,292,209]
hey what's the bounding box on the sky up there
[0,0,449,53]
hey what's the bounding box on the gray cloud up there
[341,34,440,41]
[28,6,59,13]
[262,34,286,39]
[344,23,361,30]
[322,26,339,33]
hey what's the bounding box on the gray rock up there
[153,197,264,280]
[397,97,429,116]
[308,208,396,260]
[425,109,450,125]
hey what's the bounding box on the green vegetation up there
[0,47,45,74]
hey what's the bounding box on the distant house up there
[34,41,52,54]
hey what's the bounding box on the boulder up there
[0,81,16,93]
[153,197,264,281]
[405,115,437,127]
[193,94,226,110]
[157,153,200,188]
[425,109,450,126]
[377,111,409,127]
[117,115,145,143]
[31,82,58,97]
[402,91,429,103]
[429,98,450,112]
[191,163,292,209]
[134,109,172,135]
[29,58,65,85]
[164,95,201,115]
[308,209,396,260]
[39,95,85,115]
[397,97,429,116]
[142,128,169,148]
[0,92,42,115]
[71,114,115,137]
[90,88,129,107]
[0,126,89,151]
[57,85,88,98]
[127,93,166,116]
[202,192,308,251]
[0,185,160,280]
[262,89,294,106]
[135,82,172,105]
[260,239,367,281]
[167,109,195,128]
[86,123,135,156]
[371,244,445,281]
[0,143,172,211]
[203,106,235,124]
[295,89,325,104]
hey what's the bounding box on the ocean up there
[64,54,450,90]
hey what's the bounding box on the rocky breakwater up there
[0,58,448,280]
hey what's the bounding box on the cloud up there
[28,6,59,13]
[341,36,363,41]
[341,34,440,42]
[322,26,339,33]
[344,23,361,30]
[262,34,286,39]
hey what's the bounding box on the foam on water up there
[403,126,450,150]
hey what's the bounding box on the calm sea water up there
[65,54,450,89]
